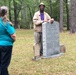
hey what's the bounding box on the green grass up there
[9,29,76,75]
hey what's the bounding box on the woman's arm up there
[11,33,16,42]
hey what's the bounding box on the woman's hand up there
[11,33,16,42]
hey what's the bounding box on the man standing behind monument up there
[33,2,54,60]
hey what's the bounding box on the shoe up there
[32,56,41,61]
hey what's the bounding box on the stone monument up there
[42,21,64,58]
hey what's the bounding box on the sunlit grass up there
[9,29,76,75]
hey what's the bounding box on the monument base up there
[42,44,66,59]
[41,44,66,59]
[42,53,64,58]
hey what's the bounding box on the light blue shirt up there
[0,18,15,46]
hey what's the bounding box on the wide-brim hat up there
[39,2,45,7]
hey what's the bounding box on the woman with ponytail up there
[0,6,16,75]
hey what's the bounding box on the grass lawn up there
[9,29,76,75]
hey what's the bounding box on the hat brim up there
[39,5,45,7]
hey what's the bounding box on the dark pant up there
[39,32,43,55]
[0,46,13,75]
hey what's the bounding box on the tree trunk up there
[49,0,52,15]
[28,6,33,29]
[4,0,6,5]
[60,0,63,32]
[9,0,12,21]
[13,0,18,28]
[66,0,70,30]
[70,0,76,33]
[39,0,41,2]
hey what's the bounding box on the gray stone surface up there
[42,21,62,58]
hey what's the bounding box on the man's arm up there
[33,13,43,25]
[46,13,54,23]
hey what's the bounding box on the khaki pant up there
[33,32,43,57]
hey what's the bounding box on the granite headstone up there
[42,21,63,58]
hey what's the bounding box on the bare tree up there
[70,0,76,33]
[60,0,63,32]
[49,0,52,15]
[8,0,12,21]
[66,0,70,30]
[13,0,18,28]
